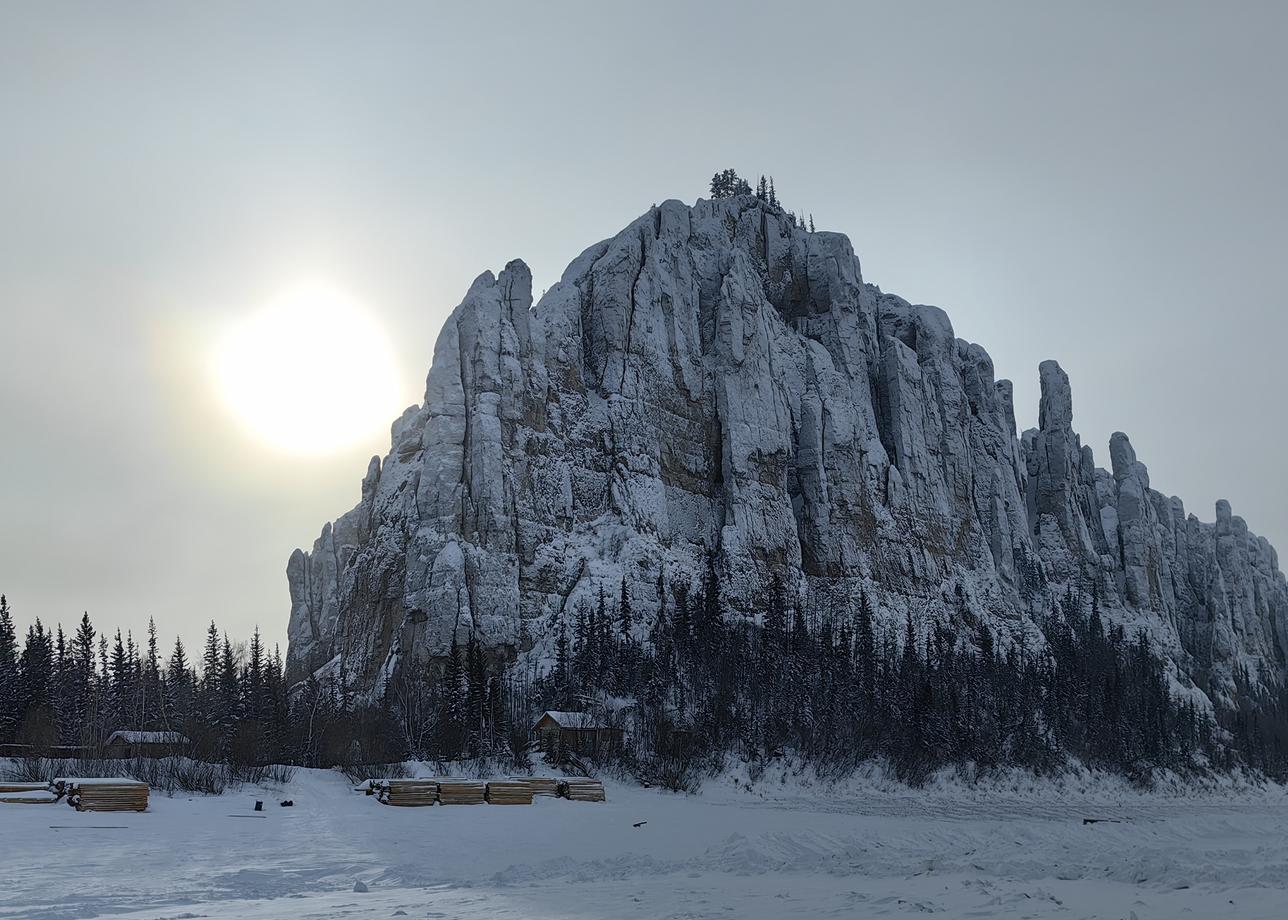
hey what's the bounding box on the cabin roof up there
[105,731,189,746]
[534,710,613,730]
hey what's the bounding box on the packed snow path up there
[2,768,1286,919]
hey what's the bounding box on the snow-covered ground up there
[2,765,1287,919]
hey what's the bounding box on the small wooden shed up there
[532,711,623,757]
[103,731,189,759]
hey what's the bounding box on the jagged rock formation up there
[286,195,1287,705]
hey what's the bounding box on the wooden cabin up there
[103,731,189,759]
[659,726,697,755]
[532,711,624,757]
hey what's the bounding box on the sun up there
[212,281,403,455]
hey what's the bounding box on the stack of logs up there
[362,776,605,806]
[373,779,439,807]
[558,778,607,802]
[56,778,149,812]
[518,776,559,797]
[484,780,533,805]
[435,780,486,805]
[0,782,57,805]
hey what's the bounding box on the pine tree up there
[18,620,56,744]
[553,615,570,706]
[672,582,691,655]
[466,633,487,746]
[199,620,221,737]
[709,168,751,199]
[109,629,130,728]
[573,600,590,684]
[201,622,220,688]
[487,675,506,746]
[70,613,97,746]
[762,574,787,660]
[53,625,73,742]
[165,635,192,731]
[855,590,876,713]
[698,557,722,646]
[246,628,265,720]
[441,636,465,758]
[264,645,288,761]
[0,596,19,742]
[218,636,240,748]
[125,630,140,728]
[143,617,161,729]
[619,579,633,641]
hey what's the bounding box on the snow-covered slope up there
[285,194,1287,704]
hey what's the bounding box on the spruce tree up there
[619,579,633,641]
[441,637,465,757]
[677,581,695,651]
[199,620,220,735]
[218,636,240,748]
[0,596,18,742]
[69,613,97,746]
[246,628,265,719]
[265,645,288,761]
[487,675,506,747]
[699,557,722,646]
[709,168,751,199]
[143,617,161,728]
[466,634,487,745]
[553,615,570,706]
[573,601,590,684]
[53,625,73,742]
[109,629,129,728]
[18,620,56,744]
[855,590,876,712]
[165,635,192,731]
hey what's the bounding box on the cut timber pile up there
[57,778,148,812]
[435,780,486,805]
[515,776,558,797]
[0,782,50,794]
[485,781,533,805]
[376,779,439,807]
[0,789,58,805]
[558,778,606,802]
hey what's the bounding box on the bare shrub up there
[339,761,409,784]
[170,759,230,795]
[8,756,127,784]
[8,756,57,783]
[265,763,296,785]
[3,756,235,795]
[652,757,703,793]
[231,763,270,786]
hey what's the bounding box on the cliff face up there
[285,195,1287,703]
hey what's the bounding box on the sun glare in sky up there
[212,281,403,455]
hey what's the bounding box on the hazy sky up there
[3,1,1286,653]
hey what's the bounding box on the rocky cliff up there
[285,195,1287,705]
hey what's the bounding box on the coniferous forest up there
[3,579,1287,789]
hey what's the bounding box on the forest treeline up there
[3,577,1287,787]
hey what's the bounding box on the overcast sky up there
[2,1,1286,653]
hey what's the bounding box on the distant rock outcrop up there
[286,195,1287,705]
